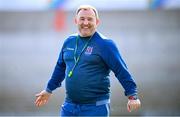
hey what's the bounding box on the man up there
[35,5,141,116]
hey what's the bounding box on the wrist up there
[128,95,138,100]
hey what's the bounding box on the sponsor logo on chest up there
[85,46,93,55]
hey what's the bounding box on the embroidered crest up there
[85,46,93,55]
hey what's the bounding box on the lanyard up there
[68,35,93,77]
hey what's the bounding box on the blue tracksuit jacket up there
[46,31,137,104]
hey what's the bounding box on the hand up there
[35,90,52,107]
[127,99,141,112]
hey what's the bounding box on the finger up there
[135,105,139,111]
[37,100,42,107]
[131,104,137,111]
[136,103,141,109]
[132,103,138,111]
[35,100,41,107]
[35,98,39,105]
[131,103,140,111]
[128,101,135,111]
[130,103,136,111]
[39,100,45,107]
[127,103,131,112]
[35,99,41,107]
[35,96,42,104]
[42,99,46,105]
[35,96,44,106]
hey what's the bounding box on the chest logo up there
[85,46,93,55]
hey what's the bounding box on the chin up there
[80,31,94,37]
[80,33,91,37]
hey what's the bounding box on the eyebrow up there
[79,16,94,20]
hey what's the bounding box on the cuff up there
[46,88,52,94]
[128,95,138,100]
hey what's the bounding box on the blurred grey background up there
[0,0,180,116]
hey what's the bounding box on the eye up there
[80,17,85,21]
[87,18,93,21]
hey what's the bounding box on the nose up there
[83,19,89,25]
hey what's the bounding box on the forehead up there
[77,9,96,18]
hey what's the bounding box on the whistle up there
[68,71,73,77]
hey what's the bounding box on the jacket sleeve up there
[101,40,137,96]
[46,47,66,93]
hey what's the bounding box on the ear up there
[74,17,78,25]
[96,18,100,26]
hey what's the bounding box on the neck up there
[79,35,91,39]
[79,31,96,38]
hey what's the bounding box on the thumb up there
[127,103,131,112]
[35,92,43,97]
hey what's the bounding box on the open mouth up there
[81,25,91,29]
[83,27,89,29]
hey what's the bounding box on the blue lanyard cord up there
[68,35,93,78]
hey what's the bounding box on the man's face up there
[75,9,99,37]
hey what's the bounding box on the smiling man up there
[35,5,141,116]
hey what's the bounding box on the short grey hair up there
[76,5,99,19]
